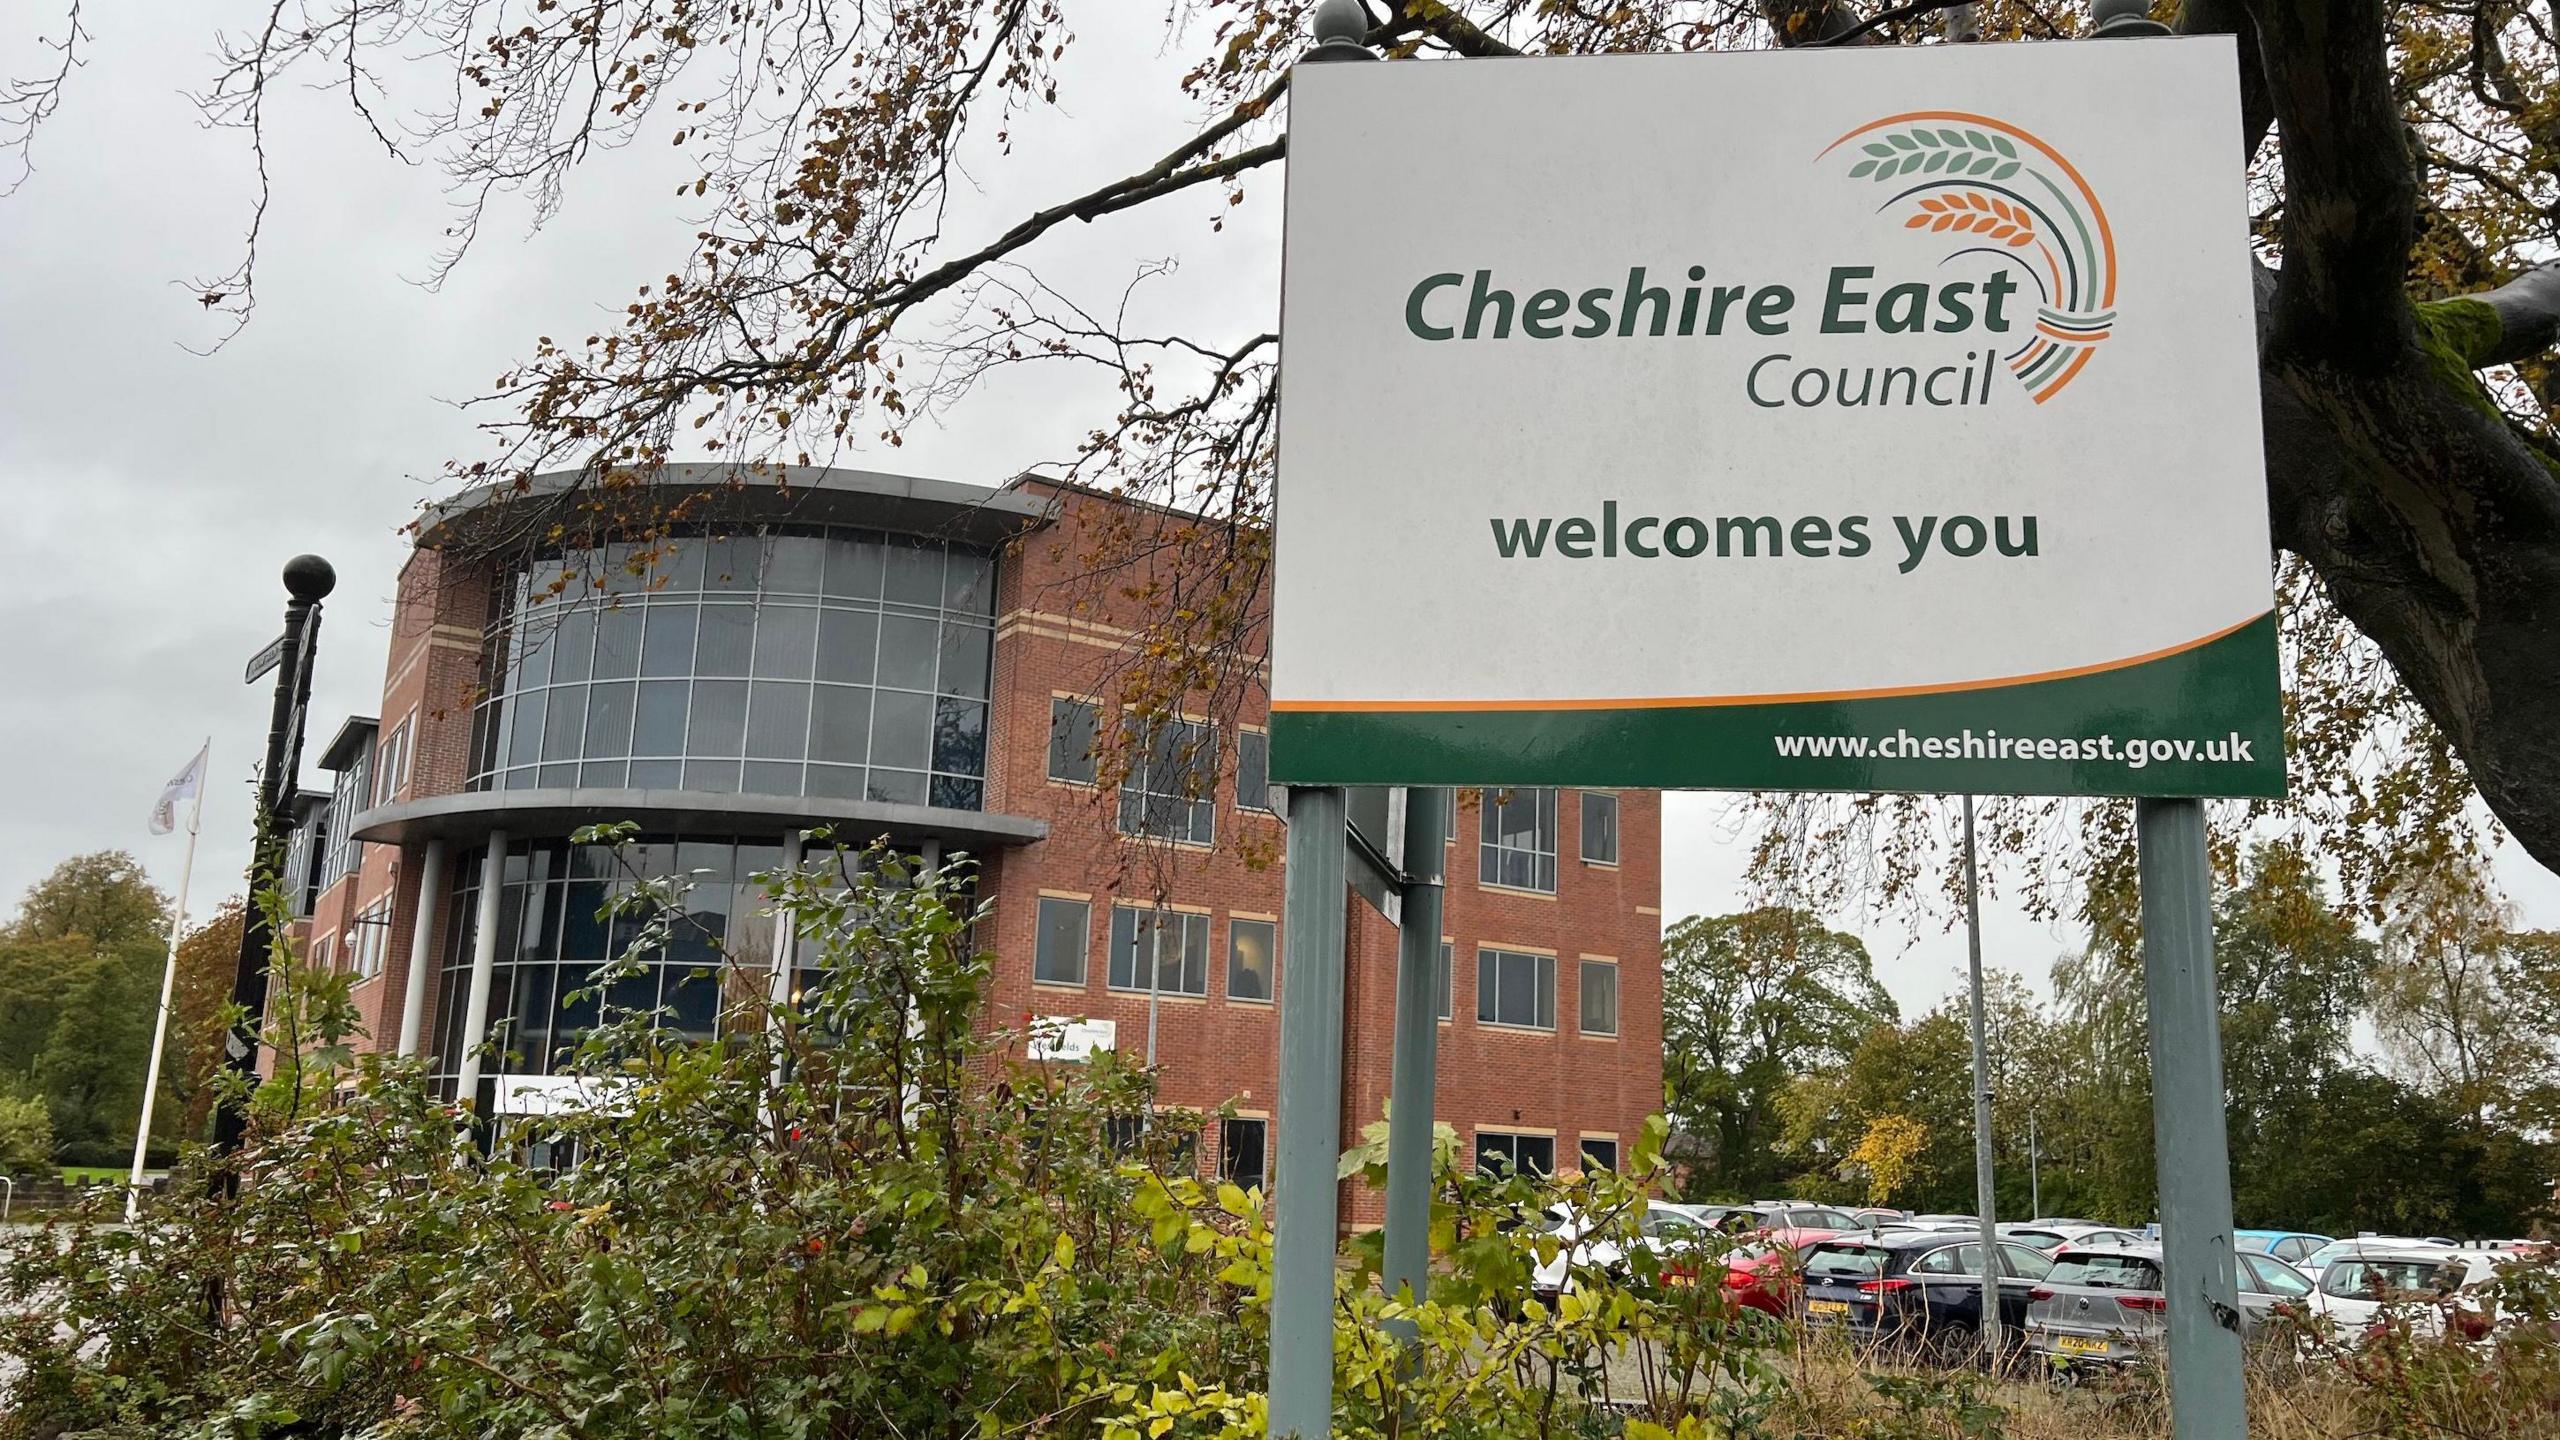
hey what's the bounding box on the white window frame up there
[1477,787,1557,893]
[1578,791,1619,865]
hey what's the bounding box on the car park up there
[2235,1229,2332,1268]
[2021,1243,2315,1367]
[2000,1221,2148,1254]
[1798,1230,2056,1352]
[2306,1247,2502,1340]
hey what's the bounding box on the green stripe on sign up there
[1268,611,2285,799]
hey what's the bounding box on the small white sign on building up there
[1028,1016,1118,1063]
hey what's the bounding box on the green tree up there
[0,853,170,1166]
[1660,907,1893,1199]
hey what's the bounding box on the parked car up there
[1851,1207,1912,1227]
[2294,1234,2459,1279]
[2021,1243,2314,1367]
[1530,1200,1717,1298]
[2306,1247,2502,1341]
[1717,1227,1843,1316]
[2001,1221,2148,1254]
[2234,1229,2333,1267]
[1798,1230,2056,1351]
[1907,1214,1981,1230]
[1698,1202,1865,1235]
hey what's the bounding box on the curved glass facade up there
[466,529,995,809]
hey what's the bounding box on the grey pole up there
[1961,794,2001,1361]
[451,831,509,1115]
[2138,797,2247,1440]
[2029,1113,2040,1219]
[395,838,448,1058]
[1382,787,1449,1328]
[1269,785,1349,1440]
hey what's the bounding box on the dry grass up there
[1758,1329,2424,1439]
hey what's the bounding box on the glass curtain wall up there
[429,835,784,1095]
[465,530,996,809]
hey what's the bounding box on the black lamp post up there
[210,554,335,1167]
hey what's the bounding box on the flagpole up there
[128,742,207,1224]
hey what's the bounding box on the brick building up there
[284,466,1662,1221]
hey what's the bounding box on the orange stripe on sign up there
[1269,612,2269,715]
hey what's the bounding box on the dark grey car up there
[2024,1243,2315,1366]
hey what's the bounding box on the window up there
[466,532,996,808]
[319,748,370,892]
[1236,730,1272,813]
[1579,791,1618,864]
[2242,1255,2313,1298]
[1478,788,1557,892]
[348,901,392,981]
[1119,718,1216,845]
[310,934,333,973]
[1108,906,1210,995]
[1436,941,1452,1021]
[1104,1116,1145,1153]
[2274,1236,2314,1263]
[1578,959,1620,1036]
[1580,1137,1619,1172]
[1475,1131,1555,1179]
[1228,918,1277,1003]
[1034,896,1089,986]
[1220,1117,1267,1193]
[1048,698,1098,784]
[375,718,413,806]
[1476,947,1555,1029]
[1913,1244,1985,1276]
[1998,1244,2055,1280]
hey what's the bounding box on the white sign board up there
[1270,41,2283,798]
[1028,1016,1119,1063]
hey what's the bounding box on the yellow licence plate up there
[1807,1299,1850,1316]
[2055,1335,2112,1355]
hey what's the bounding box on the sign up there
[1028,1016,1118,1063]
[1269,41,2284,798]
[244,634,287,685]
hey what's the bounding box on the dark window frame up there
[1578,958,1620,1037]
[1047,697,1100,785]
[1476,946,1556,1030]
[1475,1130,1556,1179]
[1226,917,1277,1004]
[1579,791,1619,865]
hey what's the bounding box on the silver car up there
[2024,1243,2315,1366]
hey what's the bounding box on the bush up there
[0,1096,51,1177]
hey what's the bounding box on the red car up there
[1720,1227,1843,1316]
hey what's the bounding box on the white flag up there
[149,744,208,836]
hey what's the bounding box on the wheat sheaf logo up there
[1820,112,2117,403]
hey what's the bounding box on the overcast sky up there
[4,3,2554,1019]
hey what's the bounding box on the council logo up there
[1821,113,2116,403]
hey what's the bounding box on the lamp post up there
[210,554,334,1170]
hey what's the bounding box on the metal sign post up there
[1381,787,1448,1330]
[1960,794,2001,1362]
[2137,797,2247,1439]
[1269,785,1349,1440]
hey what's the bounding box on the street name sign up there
[244,634,288,685]
[1268,40,2284,798]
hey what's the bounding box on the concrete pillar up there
[395,838,448,1058]
[451,830,509,1111]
